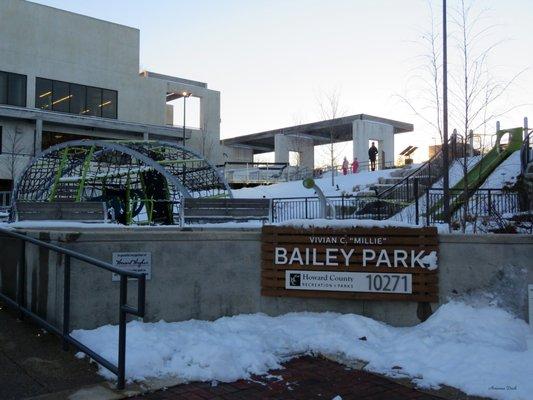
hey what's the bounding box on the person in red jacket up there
[341,157,349,175]
[351,158,359,173]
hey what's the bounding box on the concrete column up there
[353,120,369,168]
[198,90,222,163]
[381,132,394,167]
[300,139,315,171]
[274,134,289,164]
[35,119,42,155]
[353,120,394,169]
[143,132,149,141]
[293,136,314,171]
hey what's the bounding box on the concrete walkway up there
[129,356,446,400]
[0,305,106,400]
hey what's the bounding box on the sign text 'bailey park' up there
[261,225,439,302]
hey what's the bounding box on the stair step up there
[378,177,404,185]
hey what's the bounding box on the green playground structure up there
[430,127,523,220]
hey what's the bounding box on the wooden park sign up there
[261,225,439,302]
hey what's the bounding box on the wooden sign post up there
[261,225,439,302]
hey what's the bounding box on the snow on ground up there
[432,155,483,189]
[73,301,533,400]
[232,168,401,199]
[0,220,263,230]
[275,218,422,229]
[480,150,521,189]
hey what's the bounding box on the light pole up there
[181,91,191,146]
[442,0,450,225]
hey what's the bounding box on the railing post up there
[487,189,492,216]
[425,188,430,226]
[305,197,308,219]
[341,194,345,219]
[17,238,26,320]
[62,255,71,351]
[117,275,128,390]
[414,178,419,225]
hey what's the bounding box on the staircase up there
[369,167,417,195]
[367,134,459,220]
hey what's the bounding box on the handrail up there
[378,133,457,198]
[0,226,145,390]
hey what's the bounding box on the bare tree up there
[398,0,528,230]
[316,88,346,186]
[400,0,527,146]
[449,0,527,137]
[397,0,443,142]
[2,127,26,189]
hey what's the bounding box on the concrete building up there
[222,115,414,171]
[0,0,222,191]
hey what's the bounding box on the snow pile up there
[432,155,483,189]
[73,302,532,400]
[232,168,399,199]
[274,218,422,229]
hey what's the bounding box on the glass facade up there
[0,71,27,107]
[35,77,117,119]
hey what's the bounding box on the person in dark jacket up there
[368,142,378,171]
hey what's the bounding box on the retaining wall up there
[0,227,531,330]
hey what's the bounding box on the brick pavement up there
[131,356,441,400]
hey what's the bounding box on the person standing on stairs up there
[368,142,378,171]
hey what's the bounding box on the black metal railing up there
[320,160,396,177]
[376,134,464,220]
[271,194,396,222]
[0,190,11,208]
[424,188,520,225]
[0,227,146,390]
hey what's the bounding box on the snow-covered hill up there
[232,168,400,199]
[480,150,521,189]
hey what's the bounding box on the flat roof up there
[0,105,195,138]
[222,114,413,154]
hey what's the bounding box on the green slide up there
[431,127,523,219]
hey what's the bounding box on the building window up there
[101,89,117,119]
[86,86,102,117]
[35,77,117,119]
[70,84,86,115]
[0,71,27,107]
[52,80,70,113]
[35,78,52,110]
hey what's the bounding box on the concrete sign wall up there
[0,229,531,330]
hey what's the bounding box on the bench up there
[15,202,108,222]
[181,198,271,224]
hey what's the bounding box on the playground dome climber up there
[12,140,232,225]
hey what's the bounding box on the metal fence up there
[0,191,11,208]
[271,195,397,223]
[0,227,146,390]
[271,187,522,226]
[425,188,521,225]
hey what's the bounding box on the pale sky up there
[31,0,533,163]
